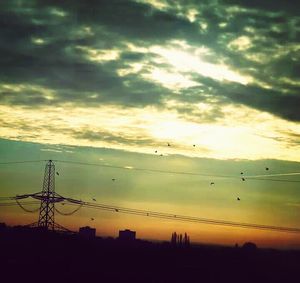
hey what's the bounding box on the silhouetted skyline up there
[1,224,300,283]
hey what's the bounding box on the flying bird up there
[92,198,96,201]
[193,144,196,147]
[242,178,245,181]
[240,172,243,175]
[237,197,240,201]
[265,167,269,171]
[155,150,158,153]
[167,143,171,147]
[56,172,59,176]
[91,218,94,221]
[115,209,119,212]
[210,182,215,185]
[112,178,116,181]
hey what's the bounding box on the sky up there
[0,0,300,248]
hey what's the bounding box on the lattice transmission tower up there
[3,160,81,232]
[15,160,81,232]
[37,159,56,230]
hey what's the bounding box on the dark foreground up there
[1,226,299,283]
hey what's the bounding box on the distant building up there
[79,226,96,239]
[242,242,257,251]
[119,229,136,241]
[0,222,6,232]
[0,222,6,228]
[171,232,190,247]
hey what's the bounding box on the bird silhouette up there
[91,218,94,221]
[240,172,243,175]
[210,182,215,185]
[160,154,163,156]
[92,198,96,201]
[167,143,170,147]
[115,209,119,212]
[242,178,245,181]
[193,144,196,147]
[56,172,59,176]
[155,150,157,153]
[237,197,240,201]
[265,167,269,171]
[112,178,116,181]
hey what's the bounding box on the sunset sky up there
[0,0,300,249]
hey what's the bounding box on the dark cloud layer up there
[224,0,300,15]
[0,0,299,121]
[72,128,157,147]
[191,76,300,122]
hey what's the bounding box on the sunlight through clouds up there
[144,68,199,90]
[77,46,120,62]
[228,36,252,51]
[150,46,251,85]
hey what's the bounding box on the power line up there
[15,198,40,213]
[246,172,300,178]
[54,159,300,183]
[55,203,83,216]
[0,201,39,206]
[0,159,299,183]
[2,198,300,234]
[0,197,15,201]
[2,194,300,234]
[2,159,299,238]
[68,201,300,234]
[0,160,45,165]
[245,177,300,183]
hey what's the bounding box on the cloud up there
[223,0,300,15]
[72,128,157,147]
[184,75,300,122]
[272,131,300,148]
[40,148,63,153]
[0,0,299,162]
[1,0,299,121]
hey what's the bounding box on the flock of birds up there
[210,167,269,201]
[156,143,270,202]
[56,142,271,221]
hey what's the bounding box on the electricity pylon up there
[17,160,80,232]
[37,159,56,230]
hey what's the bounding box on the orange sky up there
[1,203,300,249]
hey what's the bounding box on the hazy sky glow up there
[0,0,300,248]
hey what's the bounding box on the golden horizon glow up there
[1,205,300,249]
